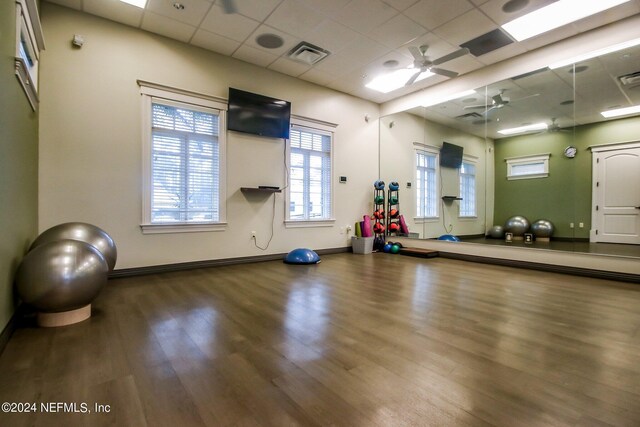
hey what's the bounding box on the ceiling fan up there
[464,89,539,113]
[220,0,237,14]
[538,117,570,134]
[405,45,470,86]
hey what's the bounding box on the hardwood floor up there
[1,253,640,426]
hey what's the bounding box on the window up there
[15,0,45,111]
[506,154,550,180]
[459,161,476,217]
[416,149,438,218]
[286,123,333,224]
[139,82,227,233]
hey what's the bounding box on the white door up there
[591,145,640,244]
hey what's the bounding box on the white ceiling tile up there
[382,0,420,12]
[442,54,484,75]
[268,57,312,77]
[296,0,352,18]
[334,0,398,34]
[304,19,360,54]
[368,13,427,49]
[265,0,326,38]
[83,0,144,27]
[405,0,474,30]
[232,44,279,67]
[400,32,455,60]
[572,1,640,33]
[476,41,527,65]
[191,29,241,55]
[480,0,557,26]
[232,0,282,21]
[312,51,361,75]
[244,24,299,56]
[339,35,391,65]
[520,25,577,52]
[146,0,213,27]
[200,3,261,42]
[141,11,197,42]
[432,8,497,46]
[47,0,82,10]
[468,0,489,4]
[298,68,338,86]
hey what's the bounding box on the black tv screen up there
[227,88,291,139]
[440,142,464,168]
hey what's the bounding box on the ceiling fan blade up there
[221,0,237,14]
[432,47,470,66]
[405,70,422,86]
[408,46,424,61]
[430,67,458,78]
[492,93,504,105]
[511,93,540,102]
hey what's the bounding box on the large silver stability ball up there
[16,240,109,313]
[488,225,505,239]
[504,215,530,238]
[531,219,554,239]
[30,222,117,271]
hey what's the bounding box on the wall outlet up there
[579,222,584,228]
[251,230,256,238]
[569,223,574,228]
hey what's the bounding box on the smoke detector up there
[288,42,330,65]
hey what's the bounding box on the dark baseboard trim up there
[438,251,640,283]
[0,307,20,357]
[552,237,590,243]
[109,247,350,279]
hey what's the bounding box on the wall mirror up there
[379,41,640,258]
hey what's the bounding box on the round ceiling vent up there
[256,33,284,49]
[502,0,529,13]
[383,59,399,68]
[560,99,574,105]
[569,65,589,74]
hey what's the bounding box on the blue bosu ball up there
[284,248,321,264]
[437,234,460,242]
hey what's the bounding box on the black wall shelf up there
[442,196,462,201]
[241,187,281,194]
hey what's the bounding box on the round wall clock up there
[564,146,577,158]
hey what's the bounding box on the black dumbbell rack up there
[373,188,386,251]
[387,186,400,237]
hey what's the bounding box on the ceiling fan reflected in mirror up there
[539,117,571,133]
[464,89,540,113]
[405,45,470,86]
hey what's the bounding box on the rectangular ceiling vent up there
[460,28,514,57]
[288,42,330,65]
[619,71,640,88]
[455,112,483,121]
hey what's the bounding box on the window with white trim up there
[416,149,438,218]
[506,154,550,180]
[287,125,332,221]
[139,83,227,233]
[15,0,45,111]
[459,161,476,217]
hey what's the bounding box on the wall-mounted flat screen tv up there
[439,142,464,168]
[227,88,291,139]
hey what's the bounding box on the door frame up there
[590,140,640,242]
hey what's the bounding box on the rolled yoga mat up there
[399,214,409,234]
[355,221,362,237]
[362,215,372,237]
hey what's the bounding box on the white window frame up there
[506,153,550,180]
[15,0,45,111]
[414,145,440,221]
[138,81,227,234]
[459,157,478,218]
[284,116,336,228]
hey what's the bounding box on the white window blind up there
[459,161,476,217]
[289,126,332,220]
[416,150,438,218]
[151,102,220,224]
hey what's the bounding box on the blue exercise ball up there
[374,180,385,190]
[383,243,392,253]
[389,181,399,191]
[16,239,108,313]
[438,234,460,242]
[284,248,321,264]
[31,222,117,272]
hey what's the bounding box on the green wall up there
[0,1,39,334]
[494,116,640,239]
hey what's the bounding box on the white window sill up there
[285,219,335,228]
[413,217,439,223]
[507,173,548,180]
[458,216,478,220]
[140,222,227,234]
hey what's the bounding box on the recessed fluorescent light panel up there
[498,122,548,135]
[422,90,477,107]
[601,105,640,118]
[366,69,434,93]
[549,37,640,69]
[120,0,147,8]
[502,0,630,42]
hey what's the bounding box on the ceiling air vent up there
[455,112,483,121]
[288,42,330,65]
[619,71,640,88]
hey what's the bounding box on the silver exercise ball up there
[16,240,108,313]
[489,225,505,239]
[531,219,554,238]
[504,215,530,237]
[31,222,117,271]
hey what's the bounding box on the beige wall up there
[379,112,494,239]
[0,0,40,332]
[39,4,380,269]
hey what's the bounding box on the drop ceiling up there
[44,0,640,104]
